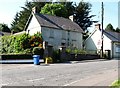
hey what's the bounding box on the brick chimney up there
[69,15,74,21]
[95,24,101,30]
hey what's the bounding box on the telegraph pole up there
[101,2,104,58]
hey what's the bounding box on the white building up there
[24,7,83,50]
[85,24,120,59]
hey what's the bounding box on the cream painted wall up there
[26,14,41,35]
[113,43,120,58]
[85,29,102,51]
[41,27,82,49]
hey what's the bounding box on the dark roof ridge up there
[103,29,119,41]
[34,13,83,33]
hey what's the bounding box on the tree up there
[57,1,75,18]
[0,23,11,32]
[40,3,68,18]
[73,1,97,31]
[11,2,33,33]
[11,0,96,34]
[105,23,115,32]
[116,27,120,33]
[11,1,51,33]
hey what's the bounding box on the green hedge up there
[1,32,43,55]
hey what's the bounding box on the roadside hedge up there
[1,32,43,55]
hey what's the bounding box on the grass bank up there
[111,79,120,88]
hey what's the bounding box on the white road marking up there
[63,79,82,86]
[28,78,45,82]
[2,83,9,86]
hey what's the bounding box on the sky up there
[0,0,118,32]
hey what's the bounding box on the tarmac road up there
[0,59,118,86]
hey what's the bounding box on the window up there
[116,45,120,52]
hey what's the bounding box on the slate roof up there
[85,29,120,43]
[33,13,83,33]
[103,30,120,42]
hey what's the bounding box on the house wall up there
[85,29,101,51]
[102,34,112,58]
[85,29,112,57]
[26,14,41,35]
[41,27,82,49]
[113,42,120,59]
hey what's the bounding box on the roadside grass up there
[111,79,120,88]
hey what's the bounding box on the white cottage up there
[85,24,120,59]
[24,8,83,50]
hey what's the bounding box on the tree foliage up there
[54,1,75,18]
[40,3,68,18]
[11,1,51,33]
[105,23,115,32]
[115,27,120,33]
[73,1,97,31]
[41,1,96,32]
[11,2,33,33]
[1,32,43,54]
[105,23,120,33]
[11,1,96,33]
[0,23,11,32]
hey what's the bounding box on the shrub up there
[1,32,43,55]
[65,48,87,54]
[65,48,71,54]
[29,32,43,48]
[17,33,31,49]
[23,49,32,54]
[111,79,120,88]
[52,50,60,63]
[79,49,87,54]
[32,47,44,55]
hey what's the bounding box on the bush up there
[111,79,120,88]
[52,50,60,63]
[65,48,87,54]
[33,47,41,55]
[29,32,43,48]
[32,47,44,56]
[1,32,43,55]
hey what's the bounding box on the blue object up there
[33,55,40,65]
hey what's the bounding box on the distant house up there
[85,24,120,58]
[24,7,83,50]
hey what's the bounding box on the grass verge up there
[111,79,120,88]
